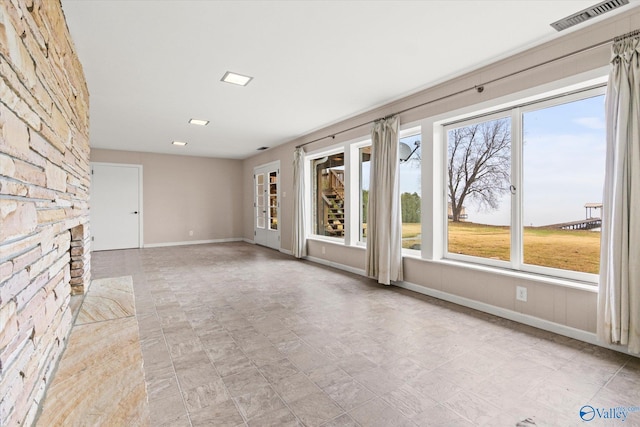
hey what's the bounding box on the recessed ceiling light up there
[172,141,187,146]
[189,119,209,126]
[221,71,253,86]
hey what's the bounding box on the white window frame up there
[306,146,347,243]
[443,110,515,270]
[399,125,423,256]
[517,86,606,282]
[441,85,606,283]
[353,139,372,247]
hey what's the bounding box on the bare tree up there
[448,118,511,222]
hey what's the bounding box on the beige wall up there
[0,1,91,425]
[241,9,640,338]
[91,149,244,245]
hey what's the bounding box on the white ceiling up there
[61,0,636,159]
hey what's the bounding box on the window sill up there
[401,249,422,259]
[307,235,345,245]
[304,238,597,293]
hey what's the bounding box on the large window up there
[521,94,605,275]
[313,152,345,238]
[399,133,422,251]
[305,82,604,284]
[359,146,371,243]
[446,115,512,263]
[358,130,422,249]
[445,87,605,280]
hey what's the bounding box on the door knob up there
[132,211,138,214]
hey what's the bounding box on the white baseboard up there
[395,280,636,356]
[301,255,635,356]
[304,255,367,277]
[396,280,596,341]
[241,239,290,255]
[144,238,243,248]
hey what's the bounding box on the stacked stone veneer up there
[0,1,90,426]
[69,224,89,293]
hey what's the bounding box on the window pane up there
[522,95,605,274]
[447,117,511,261]
[359,146,371,242]
[313,153,345,237]
[399,134,421,251]
[269,171,278,230]
[256,173,265,229]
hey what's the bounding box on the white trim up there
[399,124,421,138]
[280,248,293,256]
[254,160,280,171]
[143,238,242,248]
[306,142,349,159]
[139,165,144,248]
[307,235,345,244]
[304,255,366,277]
[90,161,141,168]
[299,254,635,355]
[347,142,361,246]
[439,83,607,283]
[243,238,255,244]
[394,279,636,356]
[433,70,608,128]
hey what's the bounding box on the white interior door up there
[90,163,142,251]
[254,162,280,250]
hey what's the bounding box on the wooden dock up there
[543,217,602,230]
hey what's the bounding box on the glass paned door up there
[256,172,266,229]
[254,162,280,250]
[269,171,278,230]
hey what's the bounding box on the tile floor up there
[91,242,640,427]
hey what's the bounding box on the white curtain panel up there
[292,147,307,258]
[365,115,403,285]
[598,34,640,354]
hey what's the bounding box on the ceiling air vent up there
[551,0,629,31]
[256,146,269,151]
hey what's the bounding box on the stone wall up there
[0,0,90,425]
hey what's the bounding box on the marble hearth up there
[35,276,149,426]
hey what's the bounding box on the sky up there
[468,94,606,226]
[398,134,422,194]
[361,134,421,194]
[358,94,605,227]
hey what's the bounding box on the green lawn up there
[374,221,599,274]
[446,221,600,274]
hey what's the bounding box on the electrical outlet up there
[189,230,194,236]
[322,246,326,254]
[516,286,527,302]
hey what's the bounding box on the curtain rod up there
[614,28,640,42]
[295,29,637,150]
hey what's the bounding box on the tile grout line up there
[186,276,251,426]
[208,306,301,425]
[591,356,631,401]
[149,274,195,427]
[93,244,640,427]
